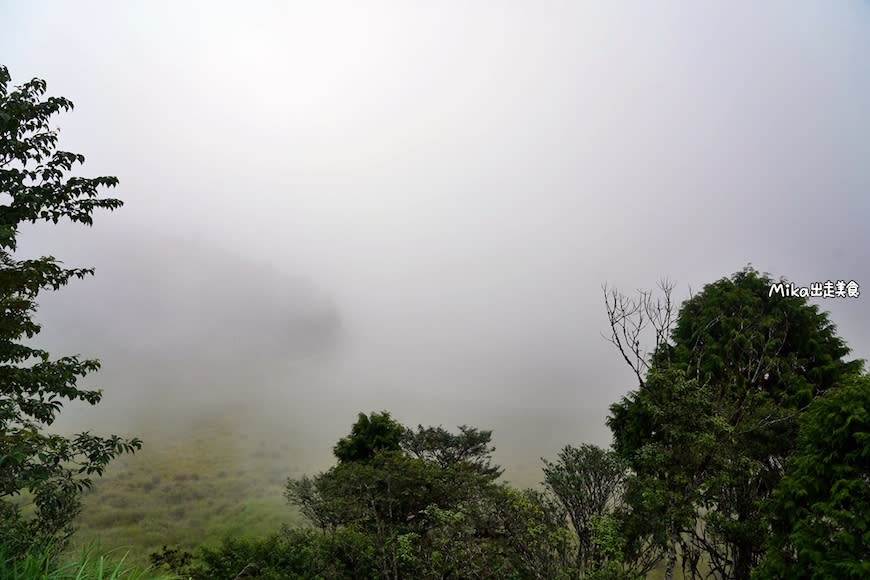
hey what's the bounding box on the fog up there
[3,1,869,483]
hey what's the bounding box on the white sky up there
[2,1,869,475]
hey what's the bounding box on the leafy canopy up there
[402,423,503,480]
[757,373,870,579]
[332,411,405,464]
[542,443,627,571]
[0,65,141,557]
[287,411,579,579]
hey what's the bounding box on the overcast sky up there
[2,1,869,479]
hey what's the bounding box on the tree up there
[333,411,404,464]
[609,367,728,580]
[489,487,580,580]
[542,443,626,571]
[606,267,862,579]
[287,413,580,579]
[402,424,503,480]
[756,373,870,579]
[0,65,141,557]
[290,414,490,578]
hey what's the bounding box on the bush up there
[191,528,378,579]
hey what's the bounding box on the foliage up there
[542,443,626,570]
[192,528,379,580]
[607,267,863,578]
[585,513,636,579]
[609,367,729,578]
[402,423,503,480]
[0,65,141,559]
[491,487,580,579]
[288,448,488,577]
[332,411,404,464]
[148,545,193,577]
[755,373,870,579]
[287,412,580,579]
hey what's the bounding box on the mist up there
[3,0,869,484]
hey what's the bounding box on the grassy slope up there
[68,416,311,564]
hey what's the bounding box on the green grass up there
[55,414,314,565]
[1,542,178,580]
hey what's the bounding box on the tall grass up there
[68,416,315,563]
[0,542,181,580]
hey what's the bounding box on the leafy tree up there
[611,367,729,580]
[407,503,505,579]
[284,471,345,534]
[333,411,404,464]
[402,423,503,480]
[288,449,491,578]
[0,66,141,557]
[584,512,640,580]
[606,267,862,579]
[491,487,580,579]
[755,373,870,579]
[542,443,626,570]
[288,413,580,579]
[288,460,579,579]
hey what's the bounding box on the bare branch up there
[603,284,647,388]
[602,281,678,388]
